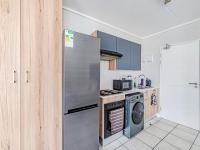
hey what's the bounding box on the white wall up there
[63,8,200,90]
[63,9,143,89]
[62,9,142,43]
[142,20,200,87]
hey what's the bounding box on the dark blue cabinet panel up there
[97,31,141,70]
[116,38,131,70]
[131,43,141,70]
[97,31,117,51]
[116,38,141,70]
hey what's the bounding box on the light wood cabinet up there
[144,88,160,121]
[0,0,20,149]
[0,0,62,150]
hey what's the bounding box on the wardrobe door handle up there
[13,70,17,83]
[26,70,29,83]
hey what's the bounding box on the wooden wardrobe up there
[0,0,62,150]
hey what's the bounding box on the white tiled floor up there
[100,117,200,150]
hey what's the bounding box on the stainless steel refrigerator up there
[63,29,100,150]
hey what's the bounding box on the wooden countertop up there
[100,87,159,104]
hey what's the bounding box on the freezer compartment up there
[63,107,99,150]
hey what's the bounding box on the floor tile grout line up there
[170,131,197,144]
[107,117,170,150]
[164,141,182,150]
[155,124,199,150]
[152,124,180,150]
[189,131,200,150]
[154,120,178,127]
[122,134,153,150]
[152,124,175,133]
[153,125,182,150]
[135,137,154,149]
[111,118,161,149]
[145,120,178,139]
[177,124,200,133]
[145,129,167,140]
[140,130,163,141]
[113,138,128,150]
[174,125,199,136]
[101,118,200,150]
[144,117,163,130]
[159,119,179,127]
[121,118,162,150]
[114,144,129,150]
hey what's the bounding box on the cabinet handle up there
[13,70,17,83]
[26,70,29,83]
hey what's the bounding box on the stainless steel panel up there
[63,31,100,112]
[63,107,99,150]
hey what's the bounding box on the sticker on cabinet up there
[65,30,74,48]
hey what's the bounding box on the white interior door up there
[160,40,200,130]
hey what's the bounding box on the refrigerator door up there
[63,107,99,150]
[63,30,100,113]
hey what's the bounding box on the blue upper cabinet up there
[97,31,117,51]
[116,38,131,70]
[116,38,141,70]
[96,31,141,70]
[130,42,141,70]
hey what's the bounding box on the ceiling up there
[63,0,200,38]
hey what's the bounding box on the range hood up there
[100,49,123,61]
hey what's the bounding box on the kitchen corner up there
[99,87,160,146]
[97,31,160,146]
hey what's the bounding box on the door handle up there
[13,70,17,83]
[26,70,29,83]
[188,82,199,88]
[188,82,198,85]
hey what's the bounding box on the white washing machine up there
[124,92,144,138]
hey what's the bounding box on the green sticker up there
[65,30,74,48]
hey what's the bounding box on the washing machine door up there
[132,102,144,125]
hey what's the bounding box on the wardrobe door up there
[0,0,20,150]
[21,0,62,150]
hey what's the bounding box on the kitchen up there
[1,0,200,150]
[63,0,200,149]
[63,28,160,149]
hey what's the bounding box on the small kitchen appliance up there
[146,78,152,87]
[113,79,132,91]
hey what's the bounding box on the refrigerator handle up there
[65,104,98,115]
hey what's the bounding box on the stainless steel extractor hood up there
[100,49,123,61]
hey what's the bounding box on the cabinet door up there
[21,0,62,150]
[131,43,141,70]
[116,38,131,70]
[144,91,149,121]
[97,31,117,51]
[0,0,20,149]
[144,89,160,121]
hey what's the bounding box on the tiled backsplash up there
[100,61,142,89]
